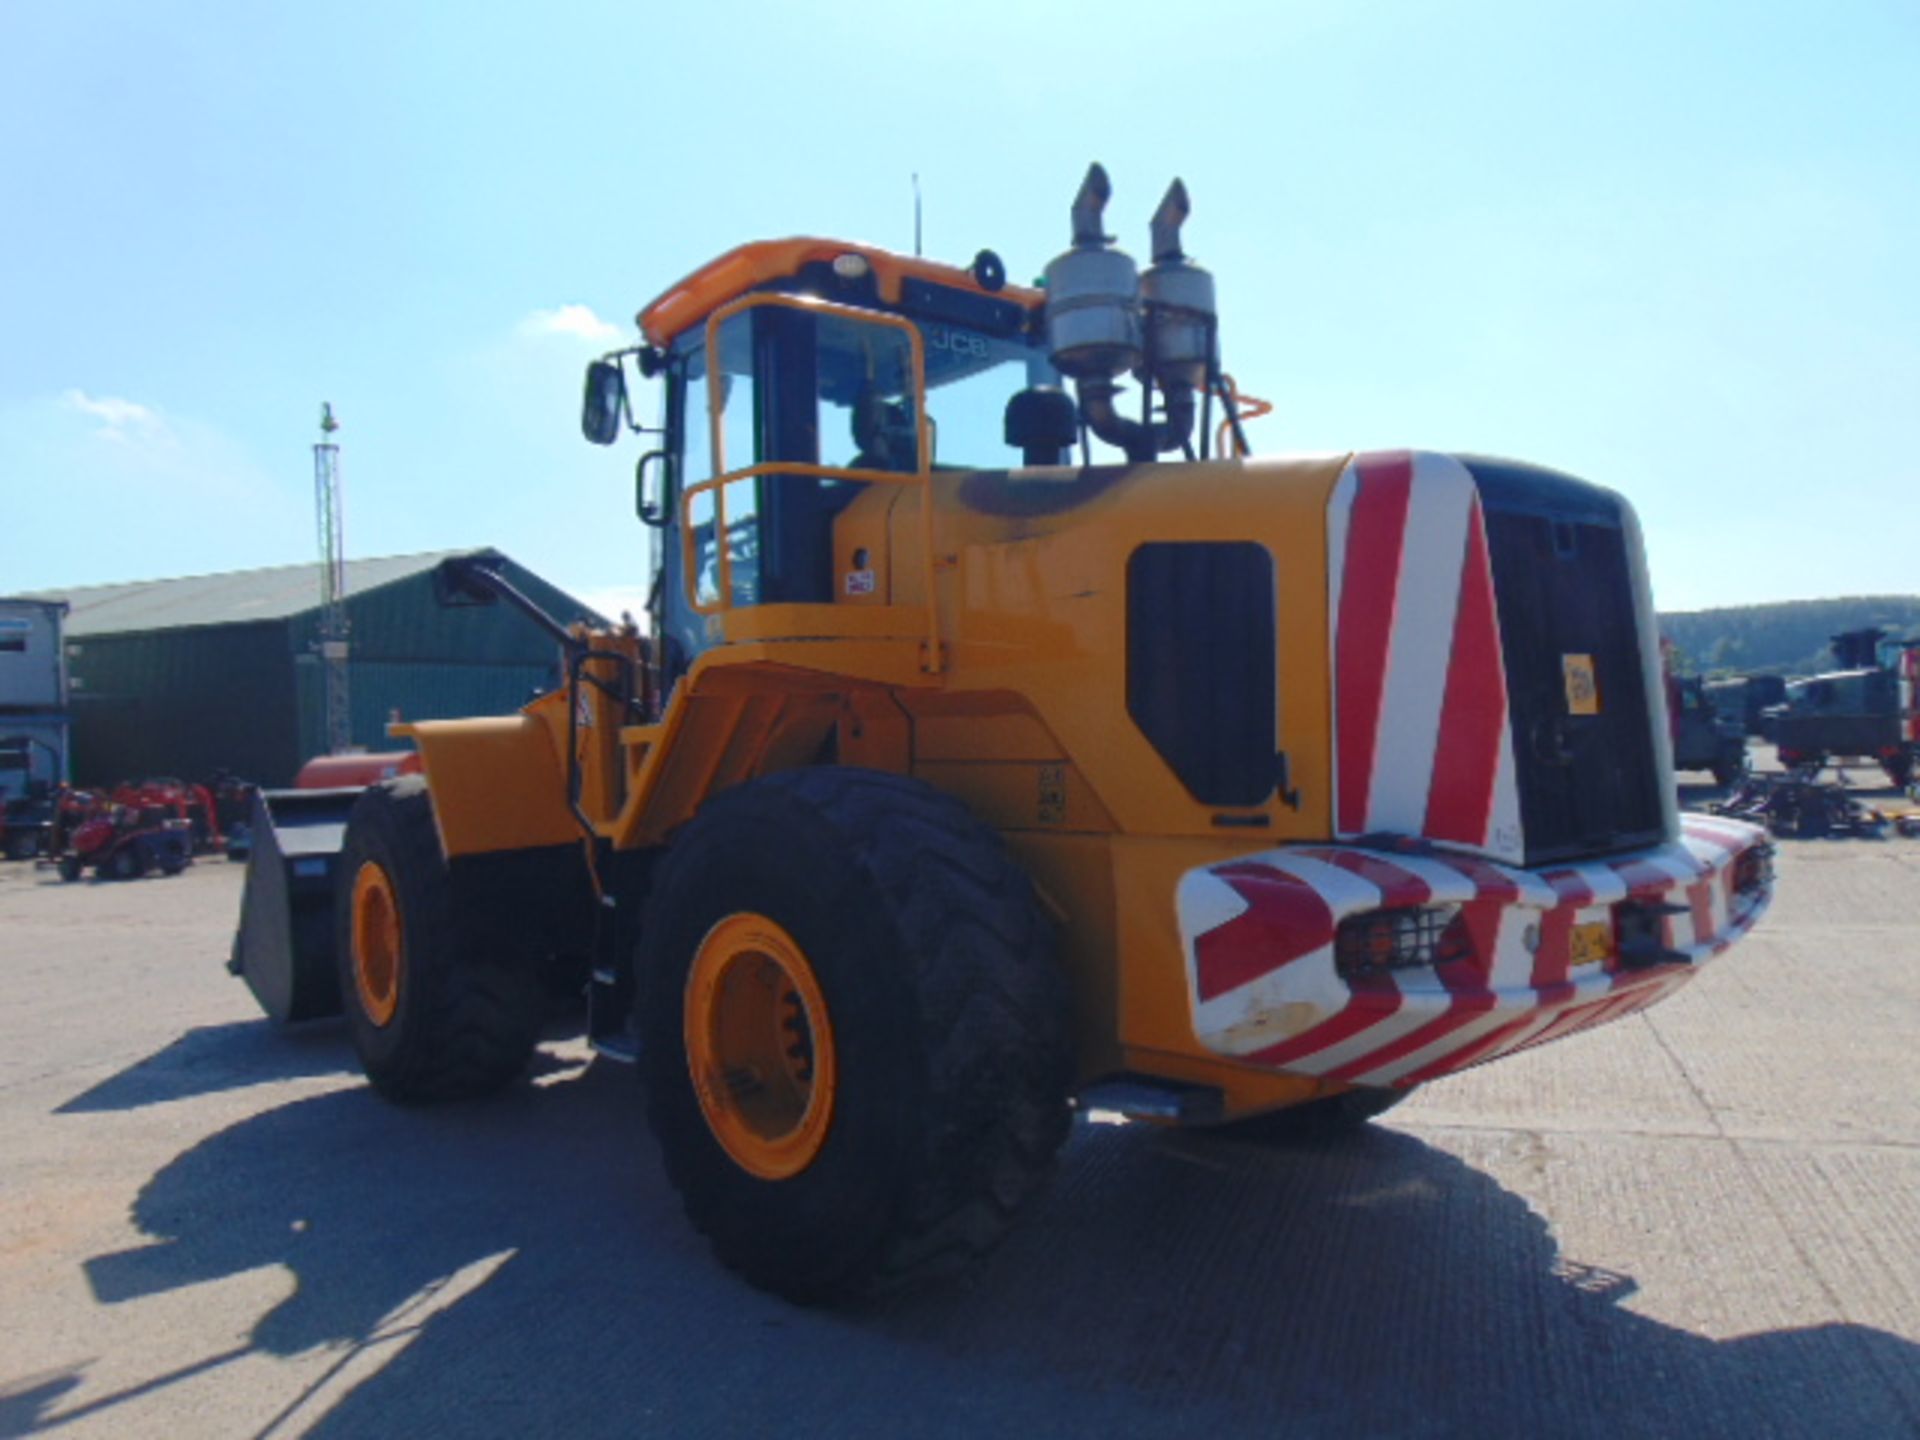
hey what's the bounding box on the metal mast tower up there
[313,402,351,754]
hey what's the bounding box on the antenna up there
[313,402,351,754]
[913,172,923,257]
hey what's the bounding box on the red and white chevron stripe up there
[1173,813,1770,1088]
[1329,450,1523,862]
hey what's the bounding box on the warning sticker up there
[1562,654,1600,716]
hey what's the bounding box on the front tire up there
[638,767,1072,1304]
[334,777,543,1102]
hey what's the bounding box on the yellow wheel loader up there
[234,164,1774,1303]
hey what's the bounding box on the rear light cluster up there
[1335,904,1471,980]
[1333,852,1770,984]
[1733,843,1775,901]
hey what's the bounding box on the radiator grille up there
[1127,542,1276,807]
[1471,462,1665,864]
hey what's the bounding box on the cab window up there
[680,304,921,609]
[676,316,759,608]
[670,293,1062,614]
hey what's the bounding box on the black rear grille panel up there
[1472,463,1664,864]
[1127,542,1276,807]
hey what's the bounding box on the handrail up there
[688,291,941,671]
[1214,374,1273,458]
[677,460,928,616]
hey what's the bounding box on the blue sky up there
[2,0,1915,615]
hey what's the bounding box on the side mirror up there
[635,449,668,529]
[581,359,626,446]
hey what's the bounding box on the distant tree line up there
[1658,596,1920,679]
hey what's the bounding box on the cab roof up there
[637,238,1042,348]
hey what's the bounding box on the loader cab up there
[636,243,1065,684]
[666,301,924,614]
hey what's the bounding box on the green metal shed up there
[30,550,604,786]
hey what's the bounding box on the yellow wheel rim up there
[684,913,837,1180]
[351,860,403,1028]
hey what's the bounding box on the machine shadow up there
[63,1060,1920,1440]
[55,1021,356,1114]
[0,1369,83,1438]
[54,1018,581,1117]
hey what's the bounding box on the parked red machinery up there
[109,777,224,853]
[57,801,193,882]
[203,770,259,845]
[45,786,108,859]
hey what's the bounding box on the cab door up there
[660,298,923,680]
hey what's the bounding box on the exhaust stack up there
[1043,164,1143,384]
[1140,179,1216,392]
[1042,164,1218,463]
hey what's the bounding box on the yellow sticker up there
[1569,919,1612,968]
[1563,654,1600,715]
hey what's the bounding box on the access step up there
[1076,1076,1224,1124]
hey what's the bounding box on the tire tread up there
[338,778,540,1103]
[641,766,1072,1301]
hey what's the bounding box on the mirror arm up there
[606,345,668,437]
[617,362,649,437]
[440,555,588,658]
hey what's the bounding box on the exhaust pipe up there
[1042,165,1216,463]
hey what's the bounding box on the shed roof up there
[28,550,590,638]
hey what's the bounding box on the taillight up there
[1733,843,1774,900]
[1335,905,1468,980]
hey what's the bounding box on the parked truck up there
[1670,675,1748,787]
[1704,673,1787,739]
[1770,628,1920,786]
[233,165,1774,1302]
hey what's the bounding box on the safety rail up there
[1214,374,1273,458]
[683,291,943,672]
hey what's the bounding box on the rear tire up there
[334,777,543,1102]
[638,767,1073,1304]
[1215,1086,1411,1143]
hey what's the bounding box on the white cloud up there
[61,388,172,444]
[0,391,310,589]
[519,304,623,345]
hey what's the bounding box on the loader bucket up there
[229,787,360,1024]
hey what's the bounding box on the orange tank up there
[293,752,423,790]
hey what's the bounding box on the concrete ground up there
[2,797,1917,1438]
